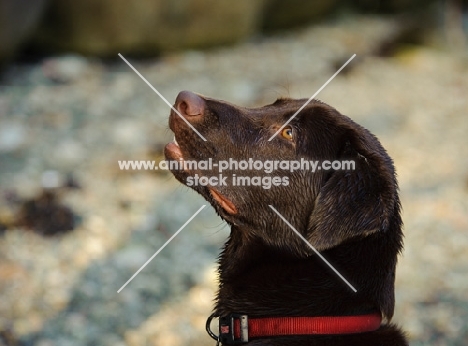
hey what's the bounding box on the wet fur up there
[166,94,408,345]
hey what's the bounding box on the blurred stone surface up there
[42,56,89,84]
[0,0,48,64]
[33,0,265,56]
[0,121,27,153]
[16,190,76,235]
[351,0,438,13]
[262,0,338,32]
[0,0,446,60]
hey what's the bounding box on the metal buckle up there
[219,314,249,345]
[206,313,220,345]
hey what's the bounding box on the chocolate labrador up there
[165,91,408,345]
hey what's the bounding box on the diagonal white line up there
[117,205,206,293]
[268,54,356,141]
[118,53,207,141]
[268,205,357,293]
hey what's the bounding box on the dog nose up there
[174,91,205,119]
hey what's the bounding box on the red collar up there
[207,313,382,344]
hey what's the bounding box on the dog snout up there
[174,90,205,120]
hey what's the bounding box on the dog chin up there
[164,141,183,161]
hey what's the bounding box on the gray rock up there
[262,0,338,32]
[33,0,264,56]
[0,0,48,63]
[0,121,27,153]
[351,0,438,13]
[42,55,89,83]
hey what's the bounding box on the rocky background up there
[0,0,468,345]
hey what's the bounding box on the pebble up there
[42,55,89,84]
[0,121,27,153]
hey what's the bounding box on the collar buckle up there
[219,314,249,345]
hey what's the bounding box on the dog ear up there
[307,125,398,251]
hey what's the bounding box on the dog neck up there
[215,225,385,319]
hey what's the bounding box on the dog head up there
[165,91,401,255]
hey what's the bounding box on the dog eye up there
[281,127,293,140]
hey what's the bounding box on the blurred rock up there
[52,139,86,168]
[42,55,89,83]
[16,190,76,236]
[0,121,27,153]
[0,0,48,64]
[262,0,338,32]
[41,171,61,189]
[0,327,18,346]
[351,0,438,13]
[33,0,265,56]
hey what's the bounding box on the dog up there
[165,91,408,345]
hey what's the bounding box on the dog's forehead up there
[262,97,309,110]
[261,98,329,113]
[203,96,336,127]
[247,98,332,122]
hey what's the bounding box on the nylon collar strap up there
[207,312,382,344]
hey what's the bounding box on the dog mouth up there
[165,88,239,217]
[164,136,184,161]
[165,135,238,216]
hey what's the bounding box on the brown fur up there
[165,91,408,345]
